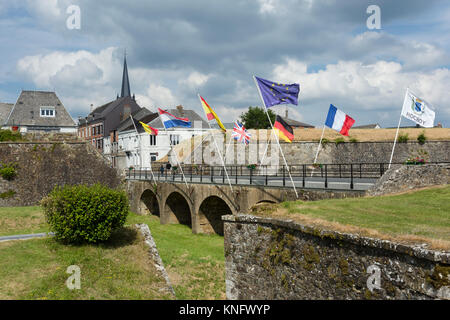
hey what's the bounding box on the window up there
[170,134,180,145]
[40,107,55,117]
[149,135,157,146]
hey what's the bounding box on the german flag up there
[273,115,294,143]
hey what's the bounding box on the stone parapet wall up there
[194,140,450,165]
[0,142,122,207]
[367,163,450,196]
[223,214,450,300]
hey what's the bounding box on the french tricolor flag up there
[158,108,191,129]
[325,104,355,136]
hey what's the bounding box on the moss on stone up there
[339,258,349,275]
[426,264,450,289]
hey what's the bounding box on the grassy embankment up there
[1,185,448,299]
[0,208,225,300]
[252,185,450,250]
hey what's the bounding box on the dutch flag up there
[158,108,192,129]
[325,104,355,136]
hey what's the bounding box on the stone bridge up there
[127,180,363,235]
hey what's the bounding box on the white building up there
[106,105,211,170]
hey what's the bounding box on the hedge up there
[40,184,129,244]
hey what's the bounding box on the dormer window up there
[40,107,55,117]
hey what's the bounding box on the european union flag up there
[255,76,300,108]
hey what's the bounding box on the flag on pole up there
[401,89,435,128]
[254,76,300,108]
[199,95,227,132]
[158,108,191,128]
[139,121,158,135]
[273,115,294,143]
[325,104,355,136]
[232,121,251,145]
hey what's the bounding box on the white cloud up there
[136,84,179,109]
[179,71,210,90]
[16,47,119,87]
[272,58,450,118]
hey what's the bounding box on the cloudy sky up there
[1,0,449,127]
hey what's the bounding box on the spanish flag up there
[139,121,158,135]
[274,115,294,143]
[199,95,226,132]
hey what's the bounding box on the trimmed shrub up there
[40,184,129,244]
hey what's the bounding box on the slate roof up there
[5,91,76,127]
[0,102,14,126]
[353,124,381,129]
[117,107,158,133]
[280,116,315,128]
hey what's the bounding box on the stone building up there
[2,91,77,133]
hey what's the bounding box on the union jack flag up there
[232,121,251,145]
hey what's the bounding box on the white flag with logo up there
[401,89,435,128]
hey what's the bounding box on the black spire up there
[120,51,131,98]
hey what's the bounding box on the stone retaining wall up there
[195,140,450,165]
[0,142,122,206]
[223,214,450,300]
[367,163,450,196]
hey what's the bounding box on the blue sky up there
[1,0,449,128]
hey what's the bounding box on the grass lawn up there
[0,206,49,236]
[126,213,226,300]
[253,185,450,250]
[0,227,173,300]
[0,206,225,300]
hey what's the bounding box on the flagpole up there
[311,125,326,177]
[388,88,409,170]
[253,76,299,198]
[197,94,233,192]
[160,113,189,188]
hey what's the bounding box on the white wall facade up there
[116,125,210,170]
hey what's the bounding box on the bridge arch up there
[162,191,192,227]
[139,189,160,217]
[198,196,233,235]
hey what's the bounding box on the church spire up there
[120,50,131,98]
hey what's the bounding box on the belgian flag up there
[274,115,294,143]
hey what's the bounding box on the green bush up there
[417,132,427,145]
[40,184,129,244]
[321,138,330,146]
[0,164,17,181]
[349,137,358,143]
[0,129,22,142]
[397,133,409,143]
[334,137,345,145]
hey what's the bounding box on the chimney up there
[285,108,288,119]
[90,104,94,113]
[176,105,184,117]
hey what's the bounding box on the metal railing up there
[126,162,449,190]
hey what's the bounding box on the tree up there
[240,106,276,129]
